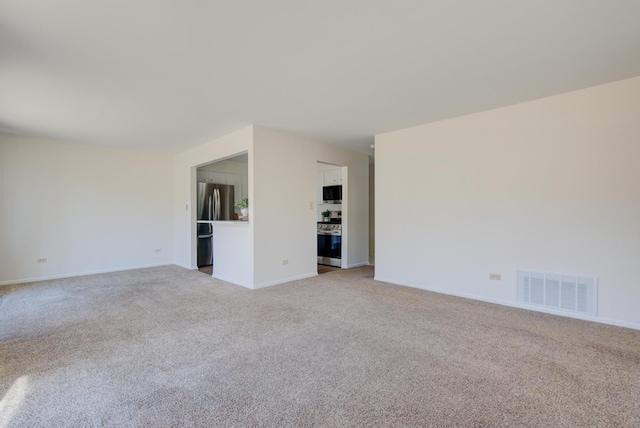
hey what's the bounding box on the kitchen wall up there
[0,134,173,284]
[369,162,375,265]
[375,76,640,329]
[253,126,369,288]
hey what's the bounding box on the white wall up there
[0,134,173,284]
[173,125,368,288]
[172,126,253,271]
[253,126,369,287]
[375,76,640,329]
[369,162,375,264]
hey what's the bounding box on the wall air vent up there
[516,270,597,316]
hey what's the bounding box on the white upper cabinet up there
[317,168,343,202]
[208,172,227,184]
[197,171,227,184]
[323,168,342,185]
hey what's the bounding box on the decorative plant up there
[321,209,331,218]
[235,197,249,208]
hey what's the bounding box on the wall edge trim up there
[211,273,253,289]
[373,276,640,331]
[253,272,318,289]
[0,262,175,287]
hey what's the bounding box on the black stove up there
[317,219,342,224]
[317,216,342,267]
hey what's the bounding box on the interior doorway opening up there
[194,152,248,275]
[316,162,346,274]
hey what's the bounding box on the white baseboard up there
[173,262,197,270]
[253,272,318,289]
[374,276,640,332]
[345,261,368,269]
[0,263,175,287]
[210,273,253,289]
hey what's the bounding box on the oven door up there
[317,231,342,259]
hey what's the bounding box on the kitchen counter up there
[196,219,251,288]
[197,220,249,225]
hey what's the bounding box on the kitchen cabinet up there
[209,171,227,184]
[318,168,343,187]
[323,168,342,185]
[197,171,227,184]
[317,168,343,202]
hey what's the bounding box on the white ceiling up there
[1,1,639,155]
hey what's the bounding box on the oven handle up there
[317,231,342,236]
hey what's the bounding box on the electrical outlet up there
[309,201,314,210]
[489,273,501,280]
[185,204,188,211]
[37,258,47,264]
[155,249,161,253]
[282,259,289,265]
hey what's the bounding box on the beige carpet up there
[1,265,638,427]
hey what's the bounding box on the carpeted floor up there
[1,265,639,427]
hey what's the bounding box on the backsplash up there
[317,203,342,221]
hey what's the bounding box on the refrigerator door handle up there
[218,189,221,220]
[215,189,221,220]
[212,189,217,221]
[214,189,218,220]
[208,194,213,233]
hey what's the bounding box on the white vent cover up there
[516,270,597,316]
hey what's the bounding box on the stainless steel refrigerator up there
[197,182,234,267]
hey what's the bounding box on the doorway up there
[316,162,345,274]
[195,153,248,275]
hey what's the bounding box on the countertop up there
[197,220,249,225]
